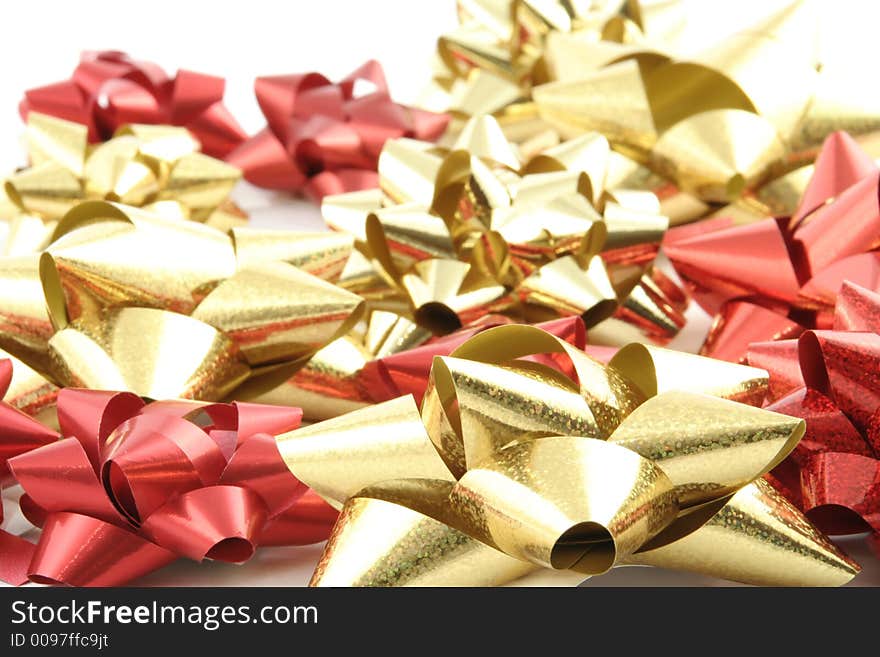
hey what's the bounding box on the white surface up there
[1,0,878,587]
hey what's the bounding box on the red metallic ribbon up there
[19,50,247,158]
[665,130,880,363]
[1,387,338,586]
[360,315,588,406]
[226,60,449,201]
[0,360,59,586]
[748,281,880,555]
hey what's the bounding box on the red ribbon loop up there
[2,387,336,586]
[227,60,449,201]
[755,282,880,555]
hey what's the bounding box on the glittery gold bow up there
[276,324,859,586]
[425,1,880,225]
[0,200,365,403]
[1,113,246,256]
[323,113,686,350]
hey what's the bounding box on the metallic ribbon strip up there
[750,281,880,555]
[276,324,859,586]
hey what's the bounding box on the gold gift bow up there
[1,113,247,255]
[426,1,880,222]
[322,114,686,351]
[0,199,365,402]
[276,324,858,586]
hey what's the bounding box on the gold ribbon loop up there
[610,343,769,405]
[451,323,643,434]
[47,307,248,401]
[401,259,512,333]
[427,355,599,471]
[190,261,365,367]
[322,188,383,240]
[5,162,83,219]
[377,138,445,206]
[25,112,87,176]
[365,206,457,280]
[608,391,804,506]
[276,396,455,509]
[311,479,535,587]
[518,255,618,325]
[4,114,245,234]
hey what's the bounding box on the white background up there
[1,0,879,586]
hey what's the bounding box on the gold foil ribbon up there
[276,324,859,586]
[2,113,248,256]
[0,199,365,403]
[0,347,58,424]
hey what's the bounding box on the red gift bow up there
[1,388,338,586]
[19,50,247,158]
[748,281,880,556]
[226,60,449,201]
[0,359,59,585]
[664,130,880,363]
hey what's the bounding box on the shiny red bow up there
[2,388,337,586]
[665,130,880,363]
[749,281,880,556]
[226,60,449,201]
[0,360,59,585]
[19,50,247,158]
